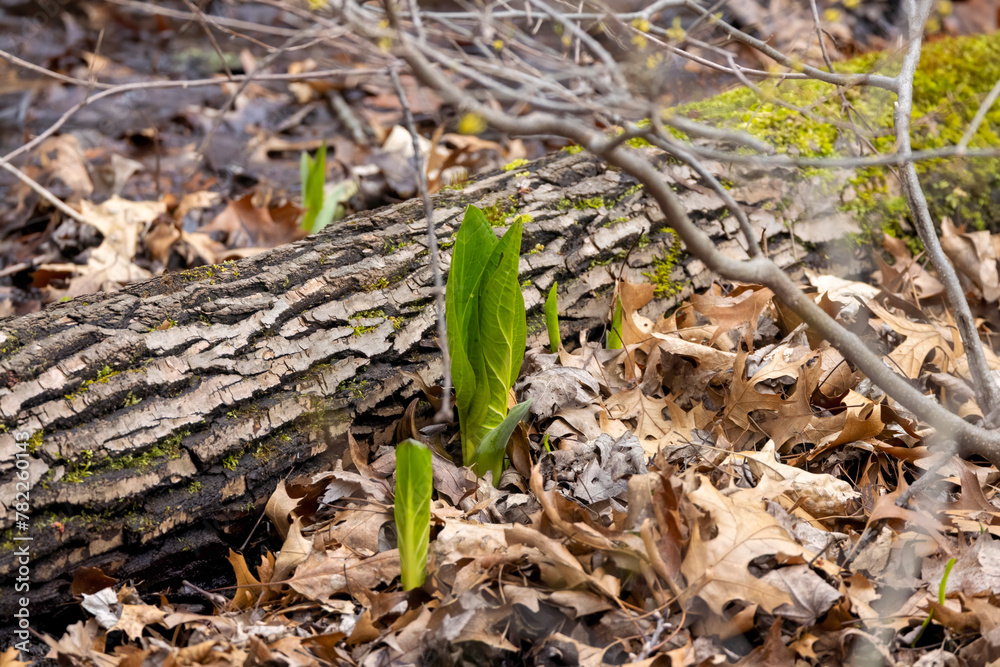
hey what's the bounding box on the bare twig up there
[196,26,323,155]
[0,162,97,229]
[893,0,1000,420]
[958,74,1000,154]
[0,68,383,171]
[388,63,452,424]
[682,0,897,91]
[386,13,1000,466]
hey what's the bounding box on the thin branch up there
[893,0,1000,420]
[682,0,898,91]
[196,26,322,155]
[391,22,1000,467]
[103,0,304,37]
[0,68,384,171]
[369,0,683,22]
[958,74,1000,154]
[385,22,451,424]
[0,162,96,228]
[645,117,763,259]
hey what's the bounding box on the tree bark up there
[0,149,818,622]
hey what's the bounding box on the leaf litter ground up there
[34,228,1000,666]
[7,2,1000,665]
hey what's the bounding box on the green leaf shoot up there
[545,282,560,353]
[478,217,526,435]
[475,399,532,483]
[445,205,528,482]
[608,296,623,349]
[299,142,355,234]
[446,205,497,462]
[300,142,328,234]
[911,556,956,647]
[394,439,432,591]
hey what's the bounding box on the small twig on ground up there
[635,610,672,661]
[0,162,96,228]
[843,445,955,568]
[197,25,324,156]
[0,68,381,171]
[327,90,370,145]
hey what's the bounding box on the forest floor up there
[5,1,1000,666]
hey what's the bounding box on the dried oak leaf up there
[867,300,956,379]
[198,194,306,250]
[289,547,400,601]
[941,217,1000,302]
[680,476,811,615]
[727,441,859,518]
[603,387,671,447]
[691,285,774,347]
[723,348,794,432]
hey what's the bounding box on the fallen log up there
[0,149,825,626]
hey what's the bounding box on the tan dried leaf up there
[681,476,809,614]
[289,547,400,601]
[727,441,860,518]
[111,604,167,641]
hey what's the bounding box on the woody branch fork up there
[325,0,1000,464]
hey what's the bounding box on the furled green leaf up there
[478,216,526,436]
[545,282,560,353]
[475,399,532,483]
[394,439,432,590]
[299,152,310,199]
[446,206,499,463]
[311,180,358,234]
[608,296,623,349]
[300,142,329,234]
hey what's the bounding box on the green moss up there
[562,186,643,220]
[0,332,21,359]
[559,196,606,211]
[561,144,584,154]
[63,450,93,483]
[222,453,240,471]
[365,277,390,291]
[643,229,688,298]
[526,311,547,335]
[178,265,217,282]
[252,439,279,461]
[27,430,41,454]
[64,365,120,400]
[350,308,386,336]
[588,249,628,269]
[680,32,1000,236]
[503,158,530,171]
[482,201,519,226]
[188,481,202,493]
[382,238,413,255]
[337,377,369,399]
[62,429,189,483]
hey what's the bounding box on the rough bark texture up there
[0,149,825,621]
